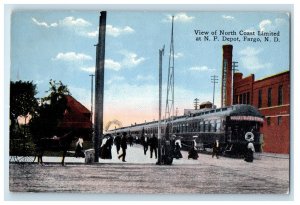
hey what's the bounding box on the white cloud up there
[85,30,98,38]
[80,54,142,73]
[32,16,91,29]
[80,66,95,73]
[222,15,235,20]
[106,25,134,37]
[59,16,91,27]
[173,52,184,59]
[163,13,194,23]
[52,52,92,61]
[259,18,287,31]
[79,51,144,73]
[32,17,58,28]
[105,59,122,71]
[189,66,215,72]
[239,47,272,70]
[122,52,145,67]
[81,25,134,38]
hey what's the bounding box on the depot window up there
[268,88,272,107]
[267,117,271,126]
[278,116,282,125]
[258,89,262,108]
[278,85,283,105]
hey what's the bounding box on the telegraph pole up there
[211,75,218,107]
[89,74,95,122]
[94,11,106,162]
[157,45,164,165]
[194,98,199,110]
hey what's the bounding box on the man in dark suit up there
[118,132,128,162]
[149,134,158,159]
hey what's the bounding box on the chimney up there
[221,44,233,107]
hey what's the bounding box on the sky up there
[10,11,290,127]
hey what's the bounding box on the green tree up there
[10,81,38,133]
[30,80,70,140]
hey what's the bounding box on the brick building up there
[58,95,92,140]
[221,44,290,154]
[232,71,290,154]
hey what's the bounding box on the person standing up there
[188,139,198,160]
[173,141,183,159]
[149,134,158,159]
[114,133,121,154]
[212,139,220,159]
[74,138,85,158]
[141,134,149,155]
[118,132,128,162]
[244,141,255,162]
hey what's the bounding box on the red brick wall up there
[232,71,290,154]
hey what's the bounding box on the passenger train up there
[106,104,264,156]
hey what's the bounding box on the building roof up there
[58,95,92,129]
[255,70,289,82]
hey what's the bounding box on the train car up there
[106,104,264,156]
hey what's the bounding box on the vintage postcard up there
[7,8,291,198]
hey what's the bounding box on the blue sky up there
[10,11,290,126]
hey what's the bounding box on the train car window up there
[211,120,216,132]
[221,108,227,111]
[216,119,221,132]
[204,121,209,132]
[200,121,204,132]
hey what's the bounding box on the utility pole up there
[211,75,218,107]
[89,74,95,122]
[232,61,239,104]
[157,45,164,165]
[194,98,199,110]
[94,11,106,162]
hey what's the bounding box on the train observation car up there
[106,104,264,156]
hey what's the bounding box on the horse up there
[35,131,75,166]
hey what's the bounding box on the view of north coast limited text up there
[7,10,290,197]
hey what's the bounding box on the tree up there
[30,80,70,140]
[10,81,38,133]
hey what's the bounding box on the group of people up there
[141,134,158,159]
[74,132,256,163]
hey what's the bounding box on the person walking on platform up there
[74,138,85,158]
[149,134,158,159]
[141,134,149,155]
[245,140,255,162]
[173,140,183,159]
[212,139,220,159]
[118,132,128,162]
[188,138,199,160]
[114,133,121,154]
